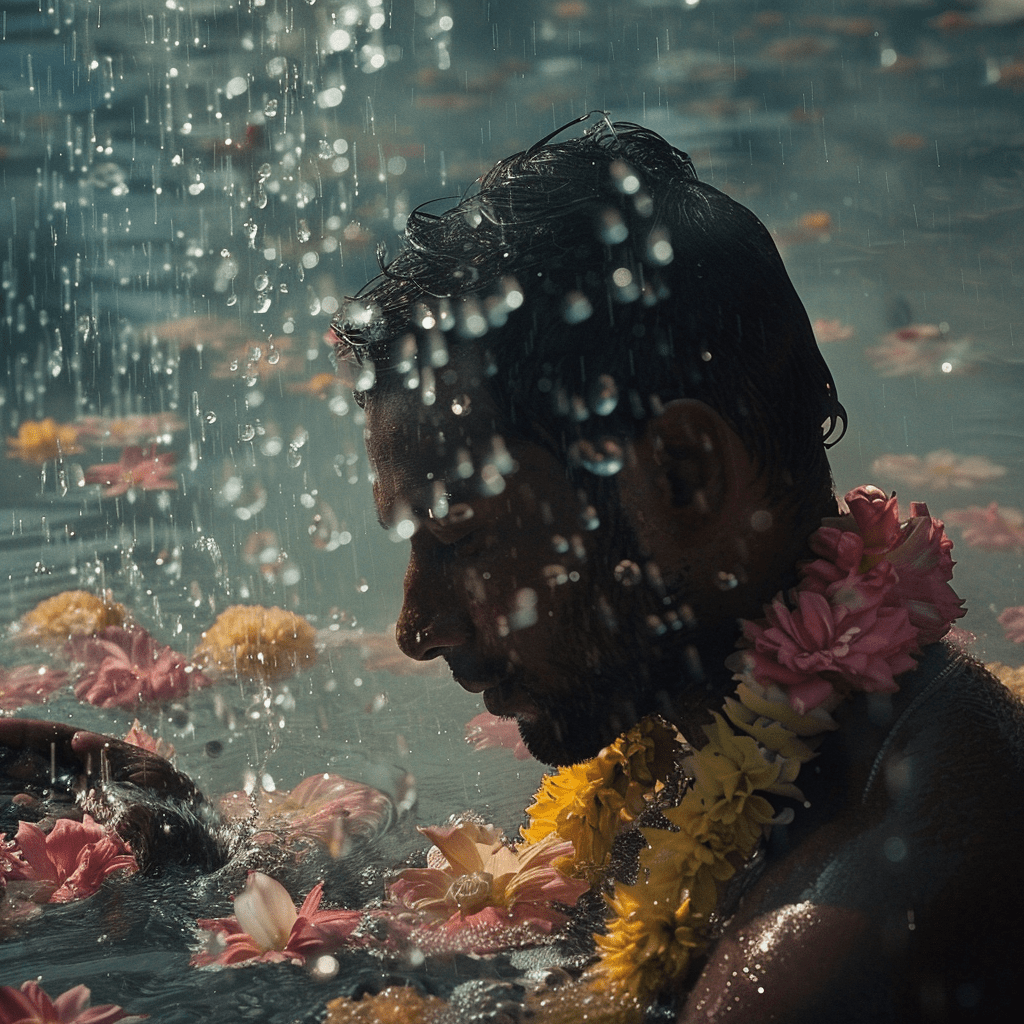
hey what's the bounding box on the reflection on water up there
[1,0,1023,1018]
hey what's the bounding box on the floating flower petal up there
[998,605,1024,644]
[193,871,363,967]
[1,815,136,903]
[84,445,178,497]
[871,450,1006,491]
[0,981,133,1024]
[944,503,1024,554]
[16,591,127,646]
[6,419,83,463]
[194,605,317,681]
[0,663,68,711]
[385,819,588,954]
[67,625,211,708]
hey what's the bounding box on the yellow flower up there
[685,714,783,825]
[325,986,448,1024]
[17,590,127,644]
[194,604,317,681]
[595,888,702,1002]
[6,418,83,463]
[521,717,682,879]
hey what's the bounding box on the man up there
[3,119,1023,1021]
[328,118,1024,1020]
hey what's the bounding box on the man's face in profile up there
[362,350,701,766]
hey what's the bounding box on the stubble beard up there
[511,512,735,767]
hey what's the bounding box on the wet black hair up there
[330,115,846,501]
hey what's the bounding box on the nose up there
[395,540,473,661]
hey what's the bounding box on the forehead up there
[364,362,525,514]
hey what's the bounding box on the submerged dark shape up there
[0,719,226,875]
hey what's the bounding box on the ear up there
[618,399,762,554]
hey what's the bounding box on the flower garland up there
[520,485,964,1023]
[324,486,965,1024]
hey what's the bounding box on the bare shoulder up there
[681,648,1024,1023]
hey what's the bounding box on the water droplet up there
[614,560,642,586]
[287,446,303,468]
[264,99,278,118]
[451,393,471,416]
[590,374,619,416]
[570,438,624,476]
[240,424,256,441]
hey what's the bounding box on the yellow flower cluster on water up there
[6,418,83,463]
[194,604,317,681]
[17,590,127,644]
[520,716,683,882]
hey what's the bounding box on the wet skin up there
[681,647,1024,1022]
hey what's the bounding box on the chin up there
[516,705,637,767]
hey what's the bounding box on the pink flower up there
[944,503,1024,553]
[122,720,175,760]
[84,446,177,498]
[742,569,920,713]
[0,663,68,711]
[193,871,363,967]
[218,773,395,855]
[0,981,131,1024]
[871,450,1006,491]
[1,816,137,903]
[808,487,964,645]
[998,606,1024,644]
[465,713,533,761]
[385,819,588,954]
[66,626,211,708]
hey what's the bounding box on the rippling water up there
[2,0,1024,1017]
